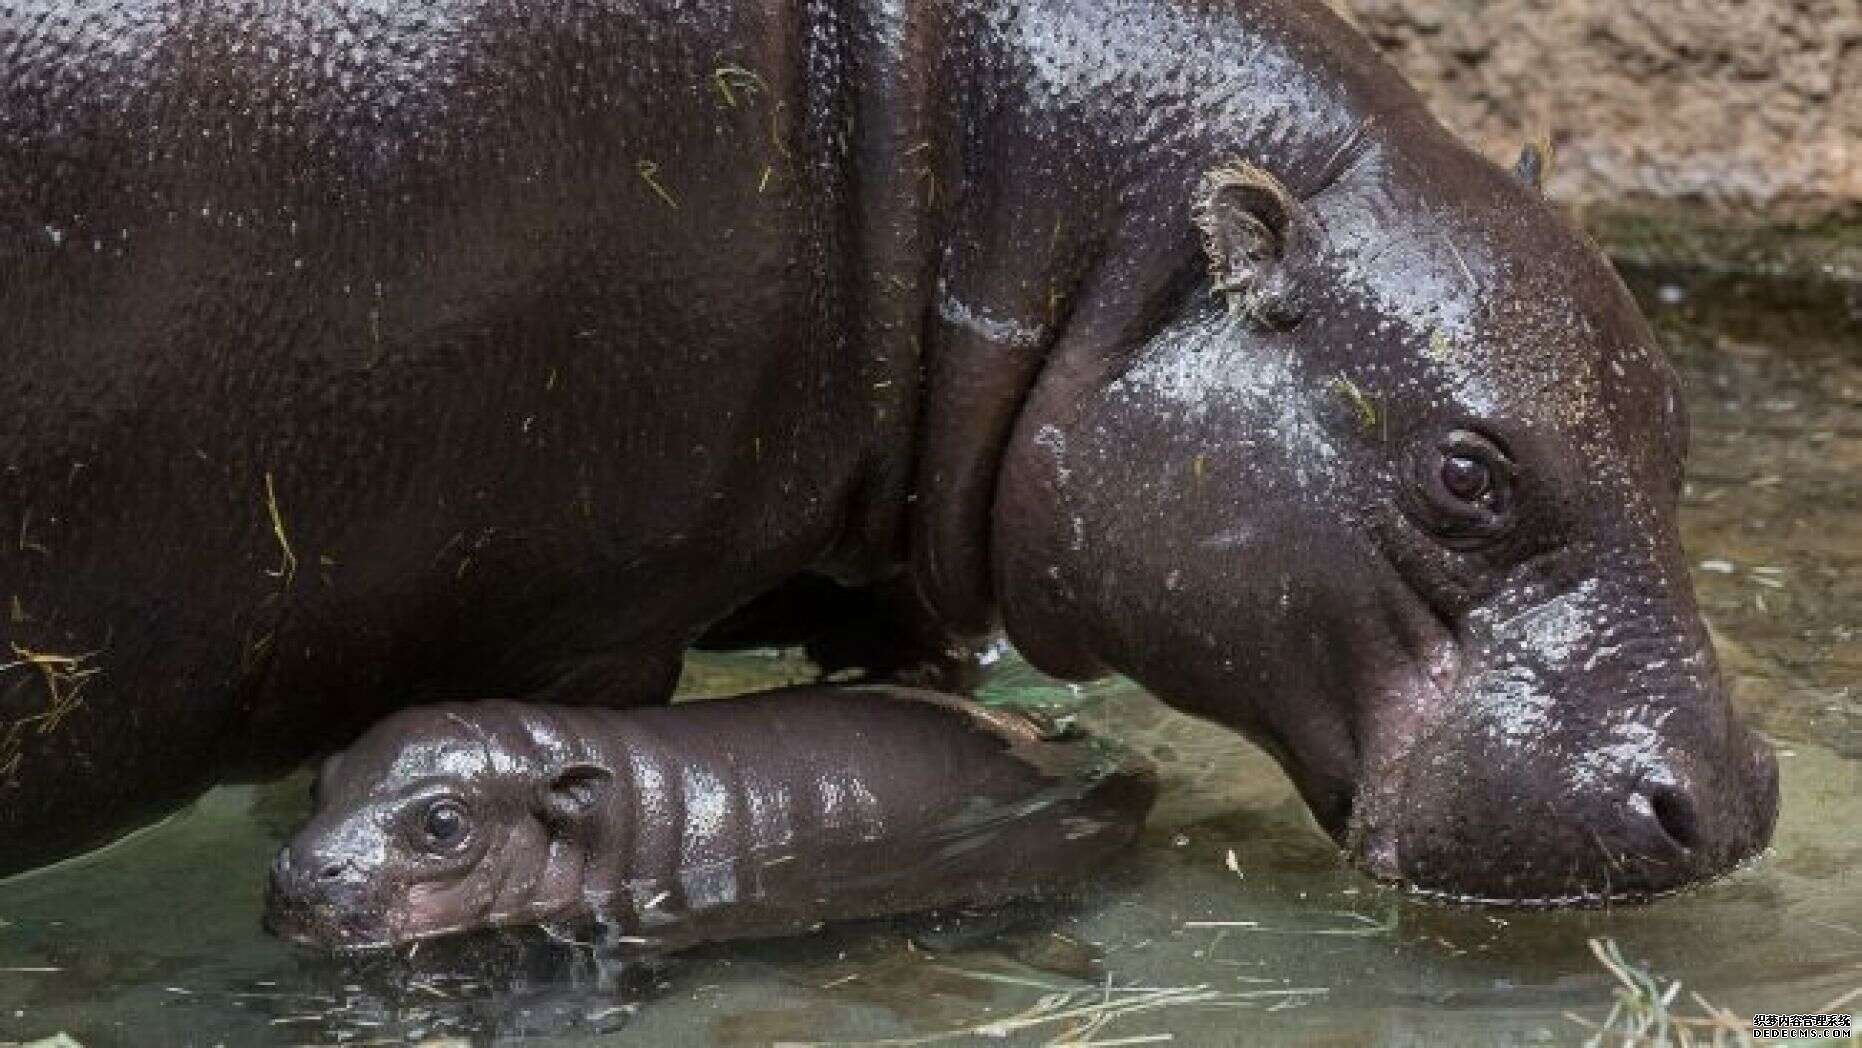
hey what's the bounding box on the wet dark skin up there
[265,688,1155,951]
[0,0,1775,900]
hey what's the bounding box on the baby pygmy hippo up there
[265,687,1155,952]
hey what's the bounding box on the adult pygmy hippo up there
[2,0,1775,903]
[266,688,1154,951]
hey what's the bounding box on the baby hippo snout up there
[271,840,360,894]
[265,687,1156,952]
[265,838,385,946]
[270,842,365,900]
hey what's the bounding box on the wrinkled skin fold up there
[1,0,1775,901]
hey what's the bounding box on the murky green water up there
[0,267,1856,1047]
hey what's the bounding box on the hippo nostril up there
[318,862,348,882]
[1647,786,1702,852]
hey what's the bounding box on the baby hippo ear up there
[537,764,613,826]
[1191,161,1308,330]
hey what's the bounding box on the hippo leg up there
[696,574,983,691]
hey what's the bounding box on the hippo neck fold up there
[895,0,1437,643]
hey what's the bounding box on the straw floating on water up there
[774,975,1329,1047]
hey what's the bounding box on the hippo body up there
[265,688,1155,951]
[2,0,1774,899]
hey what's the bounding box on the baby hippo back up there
[574,688,1154,952]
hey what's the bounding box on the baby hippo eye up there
[1440,453,1492,503]
[420,798,469,849]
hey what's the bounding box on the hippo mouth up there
[1376,849,1775,909]
[262,894,404,952]
[1347,800,1775,908]
[262,886,510,952]
[263,870,586,952]
[1340,791,1776,908]
[263,902,508,953]
[1333,664,1782,908]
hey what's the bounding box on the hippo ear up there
[538,764,612,826]
[1191,162,1307,329]
[1514,136,1553,193]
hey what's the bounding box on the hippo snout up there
[264,842,383,946]
[269,843,363,900]
[1631,780,1703,853]
[1629,725,1777,859]
[1359,711,1779,905]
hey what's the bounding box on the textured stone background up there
[1327,0,1862,225]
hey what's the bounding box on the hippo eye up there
[419,798,470,850]
[1440,454,1492,503]
[1412,429,1515,541]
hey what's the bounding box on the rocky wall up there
[1328,0,1862,228]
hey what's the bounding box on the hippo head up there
[992,136,1777,904]
[266,703,613,948]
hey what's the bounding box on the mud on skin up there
[265,688,1156,951]
[0,0,1775,901]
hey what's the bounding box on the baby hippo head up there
[265,702,613,949]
